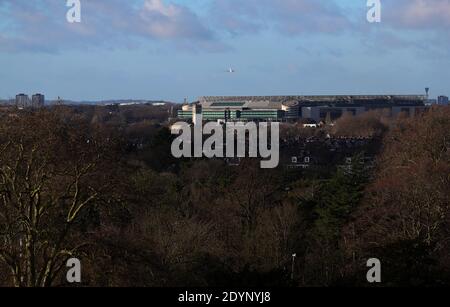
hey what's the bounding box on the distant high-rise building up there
[15,94,29,108]
[437,95,449,105]
[31,94,45,108]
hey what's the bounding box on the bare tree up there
[342,106,450,279]
[0,110,121,287]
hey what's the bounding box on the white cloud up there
[139,0,213,40]
[210,0,352,36]
[0,0,218,53]
[386,0,450,29]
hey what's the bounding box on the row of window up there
[177,110,283,120]
[291,156,311,164]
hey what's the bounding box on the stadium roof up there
[199,95,426,107]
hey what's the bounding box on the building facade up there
[15,94,29,108]
[31,94,45,108]
[438,96,449,105]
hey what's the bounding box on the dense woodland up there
[0,105,449,287]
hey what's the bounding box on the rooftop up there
[199,95,426,107]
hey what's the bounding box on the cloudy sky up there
[0,0,449,102]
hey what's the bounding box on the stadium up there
[178,95,427,122]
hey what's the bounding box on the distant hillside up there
[0,99,176,106]
[73,99,174,106]
[0,99,14,105]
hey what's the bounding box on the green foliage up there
[142,127,178,172]
[314,153,368,242]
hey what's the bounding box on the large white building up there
[178,95,427,123]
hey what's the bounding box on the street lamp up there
[291,253,297,281]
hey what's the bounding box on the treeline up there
[0,106,449,287]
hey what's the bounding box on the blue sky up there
[0,0,449,102]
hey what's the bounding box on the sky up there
[0,0,449,102]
